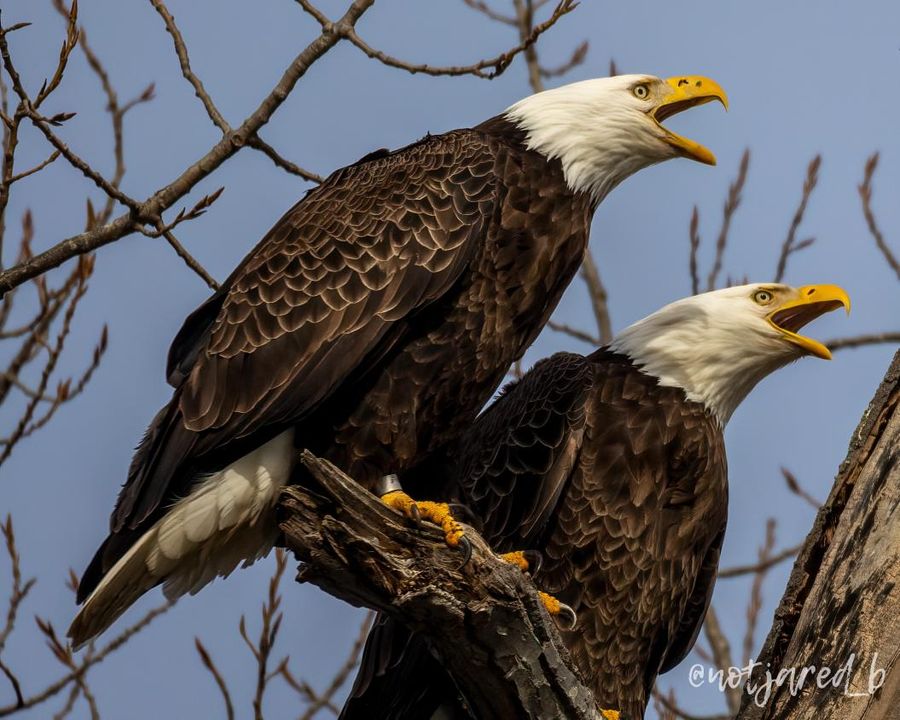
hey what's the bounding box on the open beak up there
[767,284,851,360]
[653,76,728,165]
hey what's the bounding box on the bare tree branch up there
[296,0,578,80]
[0,0,379,296]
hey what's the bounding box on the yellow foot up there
[599,711,620,720]
[538,591,577,630]
[499,549,544,574]
[382,490,470,560]
[500,550,530,571]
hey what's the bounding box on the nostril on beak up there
[806,288,815,296]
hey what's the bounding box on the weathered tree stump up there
[278,451,600,720]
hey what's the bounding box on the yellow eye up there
[632,84,650,100]
[753,289,774,305]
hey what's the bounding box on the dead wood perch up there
[278,451,600,720]
[736,349,900,719]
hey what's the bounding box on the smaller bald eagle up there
[343,283,850,720]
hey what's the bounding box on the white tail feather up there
[69,431,294,648]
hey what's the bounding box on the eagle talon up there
[499,549,543,575]
[381,491,467,552]
[599,710,621,720]
[522,549,543,574]
[456,535,473,566]
[556,603,577,630]
[539,591,577,630]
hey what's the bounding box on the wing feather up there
[113,131,499,533]
[453,352,592,547]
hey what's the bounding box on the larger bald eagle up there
[69,74,727,646]
[343,283,850,720]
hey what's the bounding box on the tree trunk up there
[736,350,900,719]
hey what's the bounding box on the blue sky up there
[1,1,898,718]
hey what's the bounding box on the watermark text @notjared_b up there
[688,653,885,707]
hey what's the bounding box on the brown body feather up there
[345,351,727,720]
[75,119,594,621]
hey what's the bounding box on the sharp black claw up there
[522,549,543,575]
[409,502,421,525]
[556,602,577,631]
[456,535,472,566]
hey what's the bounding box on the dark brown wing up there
[112,130,499,534]
[659,526,724,673]
[452,351,593,548]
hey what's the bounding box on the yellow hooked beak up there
[652,76,729,165]
[766,284,851,360]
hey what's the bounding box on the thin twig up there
[252,550,287,720]
[858,152,900,281]
[539,39,588,78]
[195,639,235,720]
[826,332,900,352]
[706,149,750,291]
[774,155,820,283]
[717,544,801,579]
[0,256,93,466]
[578,251,613,344]
[461,0,517,25]
[7,150,60,184]
[547,319,600,346]
[689,206,700,295]
[780,467,820,509]
[652,689,732,720]
[297,612,374,720]
[0,600,173,716]
[742,519,776,665]
[703,606,740,714]
[148,0,229,132]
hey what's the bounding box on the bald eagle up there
[343,283,850,720]
[69,74,727,647]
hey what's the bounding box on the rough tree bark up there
[736,349,900,719]
[278,452,600,720]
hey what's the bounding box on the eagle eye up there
[752,289,774,305]
[632,84,650,100]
